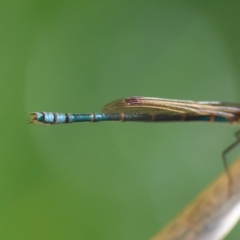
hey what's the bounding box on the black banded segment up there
[65,114,70,123]
[41,112,46,123]
[53,113,57,123]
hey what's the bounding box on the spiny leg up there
[222,129,240,196]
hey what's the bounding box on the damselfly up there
[30,96,240,194]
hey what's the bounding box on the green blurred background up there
[2,0,240,239]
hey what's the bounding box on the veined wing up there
[102,97,240,120]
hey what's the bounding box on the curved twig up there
[151,158,240,240]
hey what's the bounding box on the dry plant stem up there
[151,158,240,240]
